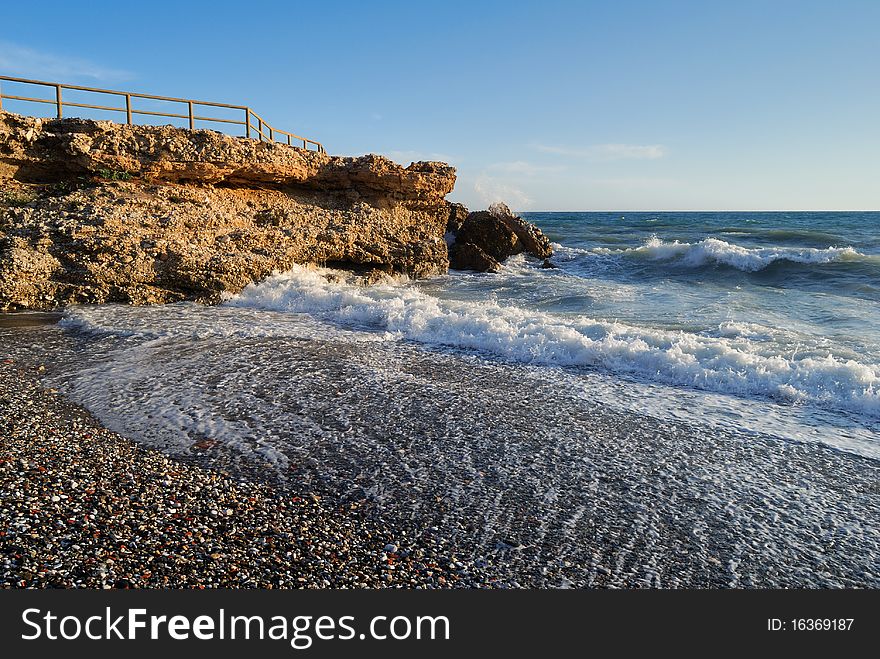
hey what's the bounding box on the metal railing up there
[0,75,325,153]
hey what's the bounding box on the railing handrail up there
[0,75,325,153]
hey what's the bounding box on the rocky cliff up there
[0,111,459,310]
[0,111,551,311]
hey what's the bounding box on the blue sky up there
[1,0,878,210]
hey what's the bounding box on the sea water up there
[12,211,878,586]
[55,211,879,459]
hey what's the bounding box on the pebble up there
[0,361,482,589]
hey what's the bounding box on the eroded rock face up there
[447,242,502,273]
[0,112,456,310]
[445,202,469,234]
[0,113,456,201]
[447,202,553,272]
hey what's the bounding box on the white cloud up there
[474,174,531,208]
[533,142,667,160]
[487,160,564,175]
[0,41,133,82]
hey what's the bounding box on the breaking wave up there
[219,265,880,418]
[596,237,865,272]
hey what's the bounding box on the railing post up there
[0,76,319,153]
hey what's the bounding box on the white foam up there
[712,321,776,341]
[596,237,863,272]
[223,265,880,418]
[59,302,387,343]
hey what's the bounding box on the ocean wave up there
[594,237,865,272]
[223,265,880,417]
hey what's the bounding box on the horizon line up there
[515,209,880,213]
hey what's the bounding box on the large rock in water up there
[487,202,553,259]
[448,202,553,272]
[448,242,503,273]
[0,111,457,310]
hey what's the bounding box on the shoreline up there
[2,310,879,588]
[0,357,491,589]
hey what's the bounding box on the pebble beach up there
[0,355,487,589]
[3,307,880,589]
